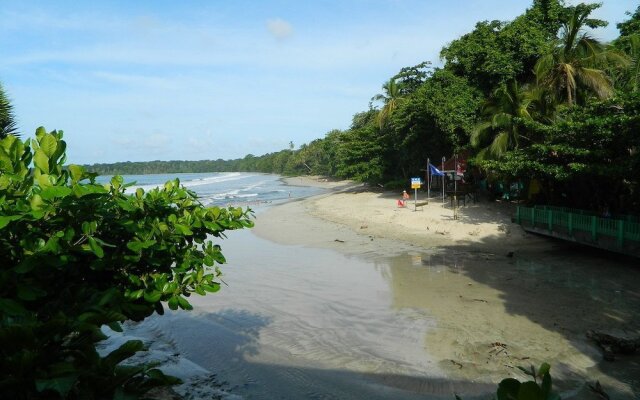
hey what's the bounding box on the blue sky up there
[1,1,634,164]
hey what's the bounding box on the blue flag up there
[428,163,444,176]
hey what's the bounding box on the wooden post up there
[516,206,521,224]
[591,216,597,241]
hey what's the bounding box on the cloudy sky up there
[1,0,634,164]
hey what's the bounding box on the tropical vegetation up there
[0,129,253,398]
[83,1,640,214]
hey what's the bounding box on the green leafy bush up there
[495,363,560,400]
[0,129,254,398]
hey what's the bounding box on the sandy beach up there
[247,176,640,399]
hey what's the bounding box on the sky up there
[1,0,635,164]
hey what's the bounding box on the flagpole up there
[454,154,458,194]
[427,157,430,200]
[442,156,445,204]
[454,154,458,219]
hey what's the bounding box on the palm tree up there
[471,81,533,158]
[615,34,640,92]
[0,83,19,138]
[534,5,629,106]
[371,78,403,128]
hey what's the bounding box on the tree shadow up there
[384,239,640,398]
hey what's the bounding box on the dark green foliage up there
[617,5,640,37]
[0,129,253,398]
[440,0,562,94]
[496,363,560,400]
[455,363,561,400]
[391,61,432,95]
[334,125,385,183]
[478,93,640,212]
[420,69,482,140]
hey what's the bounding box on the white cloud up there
[93,71,179,90]
[266,18,293,40]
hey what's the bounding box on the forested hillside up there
[85,1,640,213]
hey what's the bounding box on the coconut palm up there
[534,5,629,106]
[0,83,19,138]
[371,78,403,128]
[471,81,534,158]
[615,34,640,92]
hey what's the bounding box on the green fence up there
[533,205,640,224]
[516,206,640,254]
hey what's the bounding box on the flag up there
[428,163,444,176]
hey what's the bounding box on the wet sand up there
[250,177,640,398]
[120,177,640,399]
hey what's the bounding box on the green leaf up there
[517,381,542,400]
[111,175,124,190]
[0,298,28,316]
[177,296,193,310]
[143,290,162,303]
[174,224,193,235]
[17,285,47,301]
[116,198,137,212]
[127,289,144,300]
[108,321,123,332]
[40,186,72,200]
[35,375,78,397]
[88,237,104,258]
[35,126,47,139]
[113,388,139,400]
[104,340,144,369]
[30,194,44,211]
[0,215,21,229]
[537,363,550,378]
[541,371,552,398]
[497,378,520,400]
[15,258,39,273]
[167,296,179,310]
[40,134,57,157]
[33,149,50,174]
[67,164,84,182]
[127,239,157,252]
[202,283,220,293]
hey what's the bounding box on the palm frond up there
[577,68,613,99]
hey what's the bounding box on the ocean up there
[96,172,325,207]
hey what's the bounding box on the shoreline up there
[255,175,553,256]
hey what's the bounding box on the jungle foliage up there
[84,1,640,215]
[0,129,253,398]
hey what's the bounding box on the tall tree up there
[617,5,640,37]
[372,78,404,128]
[534,3,628,106]
[613,7,640,92]
[0,83,18,138]
[440,0,563,94]
[471,81,534,158]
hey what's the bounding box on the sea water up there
[96,172,324,207]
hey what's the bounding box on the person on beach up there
[398,190,410,207]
